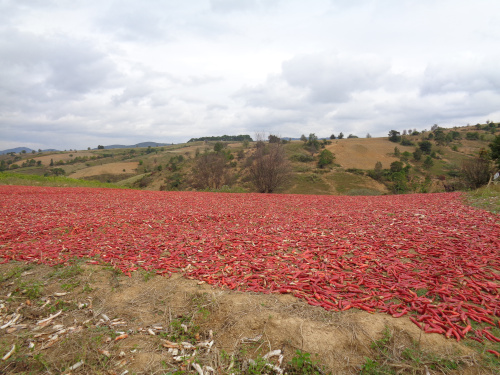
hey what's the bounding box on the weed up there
[360,357,381,374]
[247,356,271,374]
[140,269,156,282]
[18,280,43,299]
[82,282,93,292]
[1,265,34,282]
[50,300,75,313]
[362,326,466,374]
[49,263,83,279]
[415,288,428,297]
[169,316,200,343]
[61,281,80,291]
[33,353,50,371]
[287,350,323,374]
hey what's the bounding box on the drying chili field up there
[1,185,499,346]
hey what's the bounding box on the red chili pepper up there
[486,349,500,358]
[392,310,408,318]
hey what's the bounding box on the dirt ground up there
[0,262,488,375]
[69,162,139,178]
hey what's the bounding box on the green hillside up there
[1,123,499,196]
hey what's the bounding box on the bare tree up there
[461,157,492,189]
[248,142,291,193]
[192,153,231,190]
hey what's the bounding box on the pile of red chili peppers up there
[1,186,499,343]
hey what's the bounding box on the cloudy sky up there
[1,0,499,151]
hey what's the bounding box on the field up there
[1,186,499,374]
[69,162,139,179]
[325,138,412,170]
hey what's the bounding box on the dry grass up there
[1,261,494,374]
[69,162,139,178]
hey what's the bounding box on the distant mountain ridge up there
[98,142,170,150]
[0,147,58,155]
[0,142,171,154]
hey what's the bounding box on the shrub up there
[466,132,479,140]
[388,130,401,143]
[292,154,314,163]
[317,149,335,168]
[400,138,414,146]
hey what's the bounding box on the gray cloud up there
[0,28,121,108]
[281,53,392,104]
[97,1,175,42]
[1,0,500,151]
[210,0,258,13]
[421,57,500,95]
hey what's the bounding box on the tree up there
[304,133,321,155]
[489,134,500,168]
[248,142,291,193]
[394,147,401,157]
[268,134,280,143]
[51,168,65,176]
[390,161,403,173]
[388,130,401,143]
[366,133,372,138]
[433,128,446,145]
[192,153,231,190]
[423,156,434,170]
[330,134,336,139]
[368,161,383,181]
[466,132,479,140]
[317,149,335,168]
[347,134,358,138]
[338,132,344,139]
[213,142,224,153]
[413,148,423,161]
[461,157,492,188]
[97,145,104,149]
[418,140,432,154]
[50,158,54,166]
[391,171,408,194]
[300,134,307,142]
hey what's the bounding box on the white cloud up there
[1,0,500,150]
[281,53,392,103]
[421,57,500,95]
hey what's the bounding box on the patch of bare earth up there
[69,162,139,178]
[1,262,489,374]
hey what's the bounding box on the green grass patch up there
[288,173,331,195]
[361,326,468,374]
[0,172,126,189]
[465,185,500,214]
[327,172,375,194]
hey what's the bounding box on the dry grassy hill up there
[1,123,498,195]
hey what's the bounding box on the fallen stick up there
[0,313,21,329]
[37,310,62,326]
[2,344,15,361]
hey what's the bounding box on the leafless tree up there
[461,157,492,189]
[192,153,231,190]
[248,142,291,193]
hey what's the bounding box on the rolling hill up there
[1,124,498,195]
